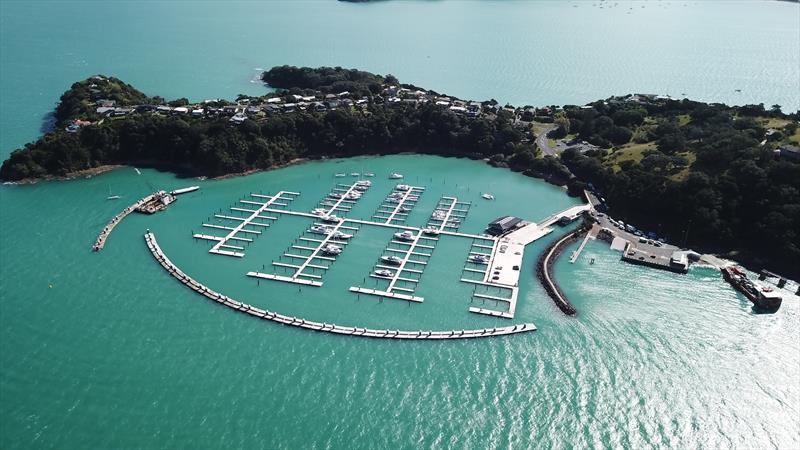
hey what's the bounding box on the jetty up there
[372,184,425,225]
[93,194,154,251]
[537,228,586,315]
[145,231,536,340]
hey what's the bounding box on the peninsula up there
[1,66,798,277]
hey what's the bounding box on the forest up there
[1,66,798,275]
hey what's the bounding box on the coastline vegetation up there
[1,66,798,276]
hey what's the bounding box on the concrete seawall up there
[536,228,586,315]
[144,232,536,340]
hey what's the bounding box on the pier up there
[536,228,584,315]
[93,193,156,251]
[145,231,536,339]
[426,196,471,232]
[371,184,425,225]
[193,190,299,257]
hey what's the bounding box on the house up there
[266,97,282,104]
[96,106,115,115]
[96,99,116,108]
[449,106,467,114]
[487,216,523,236]
[110,107,133,117]
[136,105,157,113]
[172,107,189,114]
[229,114,247,124]
[156,106,172,114]
[191,108,205,117]
[221,106,238,116]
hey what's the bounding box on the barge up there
[721,266,782,311]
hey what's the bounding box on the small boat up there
[334,173,346,177]
[171,186,200,195]
[311,208,327,216]
[107,195,121,200]
[482,193,495,200]
[346,192,361,200]
[469,254,490,264]
[331,230,353,240]
[431,210,447,220]
[386,198,400,204]
[395,184,411,191]
[321,215,341,223]
[389,173,404,179]
[380,255,403,265]
[329,193,343,199]
[309,225,331,235]
[350,172,360,176]
[423,226,440,235]
[364,172,375,177]
[400,207,411,213]
[374,269,395,277]
[321,244,342,255]
[394,230,416,241]
[134,168,141,175]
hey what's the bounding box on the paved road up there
[535,124,558,156]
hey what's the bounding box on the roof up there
[490,216,522,227]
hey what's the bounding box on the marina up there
[145,231,537,339]
[371,184,425,224]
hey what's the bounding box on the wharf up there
[144,232,536,339]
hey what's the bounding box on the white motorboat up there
[171,186,200,195]
[309,225,331,235]
[334,173,346,177]
[346,192,361,200]
[380,255,403,265]
[394,231,416,241]
[321,244,343,255]
[106,195,121,200]
[395,184,410,191]
[469,254,490,264]
[311,208,327,216]
[482,193,495,200]
[400,207,411,213]
[423,226,440,235]
[321,215,341,223]
[364,172,375,177]
[389,173,404,179]
[374,269,395,277]
[329,193,343,199]
[350,172,360,176]
[331,230,352,239]
[386,198,400,204]
[431,210,447,220]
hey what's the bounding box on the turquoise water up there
[1,1,799,449]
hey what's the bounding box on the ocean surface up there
[1,1,799,449]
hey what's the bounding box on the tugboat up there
[721,266,782,310]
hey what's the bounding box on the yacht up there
[380,255,403,265]
[482,193,495,200]
[431,210,447,220]
[309,225,331,235]
[364,172,375,177]
[469,254,490,264]
[374,269,395,277]
[389,173,404,179]
[350,172,360,176]
[107,195,121,200]
[321,215,341,223]
[329,193,343,199]
[334,173,346,177]
[395,184,411,191]
[331,230,353,240]
[346,192,361,200]
[386,198,400,204]
[311,208,327,216]
[423,226,440,235]
[394,230,416,241]
[400,207,411,213]
[321,244,343,255]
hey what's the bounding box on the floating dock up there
[145,232,536,339]
[372,185,425,224]
[427,196,471,232]
[92,193,156,251]
[193,190,299,257]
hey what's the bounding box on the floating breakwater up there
[144,232,536,339]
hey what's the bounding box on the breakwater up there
[536,228,587,315]
[144,232,536,340]
[92,194,155,251]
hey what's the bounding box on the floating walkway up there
[93,193,157,251]
[144,232,536,339]
[371,184,425,225]
[426,196,471,232]
[193,191,299,257]
[248,219,360,287]
[317,181,369,216]
[350,229,437,303]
